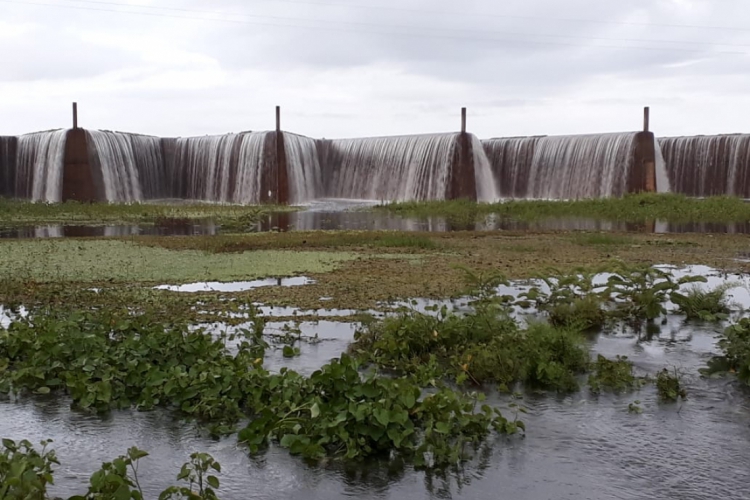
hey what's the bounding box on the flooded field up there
[1,265,749,499]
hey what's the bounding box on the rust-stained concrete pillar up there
[63,129,101,202]
[632,131,657,193]
[643,106,650,133]
[72,102,78,129]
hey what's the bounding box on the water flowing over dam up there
[659,135,750,197]
[0,125,674,204]
[482,132,659,199]
[16,130,68,203]
[317,133,496,202]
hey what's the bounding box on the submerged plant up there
[588,355,642,394]
[656,368,687,402]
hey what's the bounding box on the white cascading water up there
[525,133,637,199]
[129,134,166,200]
[233,132,271,204]
[654,140,670,194]
[172,134,246,203]
[658,135,750,197]
[284,133,323,204]
[471,134,499,202]
[15,130,68,203]
[482,136,542,199]
[323,133,458,202]
[86,131,143,203]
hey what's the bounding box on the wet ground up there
[4,199,750,238]
[1,266,750,499]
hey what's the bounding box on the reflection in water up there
[4,199,750,238]
[155,277,314,293]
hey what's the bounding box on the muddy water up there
[1,267,750,499]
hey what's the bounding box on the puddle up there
[155,277,314,293]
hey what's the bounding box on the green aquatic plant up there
[0,439,224,500]
[0,308,513,468]
[628,401,643,414]
[656,368,687,402]
[238,354,521,468]
[706,318,750,385]
[0,439,58,499]
[588,355,642,394]
[605,263,707,325]
[351,308,589,392]
[670,283,735,322]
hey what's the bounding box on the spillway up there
[483,133,646,199]
[15,130,68,203]
[86,131,146,203]
[658,135,750,197]
[318,133,495,202]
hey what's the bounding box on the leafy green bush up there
[0,439,58,499]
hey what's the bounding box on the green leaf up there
[435,422,450,434]
[311,403,320,419]
[35,386,51,395]
[207,475,220,489]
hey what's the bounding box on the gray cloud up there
[0,0,749,137]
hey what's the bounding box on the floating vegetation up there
[0,308,517,468]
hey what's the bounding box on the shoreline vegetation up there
[1,194,750,228]
[0,199,299,228]
[377,193,750,224]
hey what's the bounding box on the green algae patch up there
[0,239,357,283]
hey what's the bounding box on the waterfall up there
[0,136,17,198]
[284,133,322,203]
[233,132,271,204]
[86,130,144,203]
[321,133,458,201]
[15,130,68,203]
[526,133,636,199]
[482,137,542,199]
[168,133,248,202]
[484,133,637,199]
[470,135,499,202]
[654,140,670,194]
[130,134,166,200]
[658,135,750,197]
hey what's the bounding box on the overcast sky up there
[1,0,749,138]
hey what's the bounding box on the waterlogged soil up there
[1,272,750,499]
[2,231,750,313]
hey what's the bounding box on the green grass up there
[0,199,298,227]
[0,239,357,283]
[378,193,750,224]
